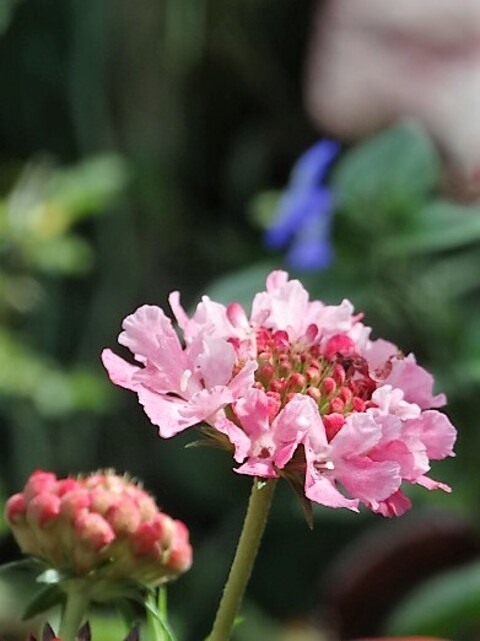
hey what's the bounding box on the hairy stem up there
[208,478,277,641]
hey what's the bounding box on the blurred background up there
[1,1,480,639]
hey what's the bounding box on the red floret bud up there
[5,493,27,526]
[27,493,61,528]
[24,470,58,502]
[74,511,116,551]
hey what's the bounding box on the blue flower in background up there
[265,139,340,271]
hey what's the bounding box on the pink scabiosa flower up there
[5,469,192,589]
[103,270,456,517]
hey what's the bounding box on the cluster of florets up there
[102,270,457,517]
[5,470,192,585]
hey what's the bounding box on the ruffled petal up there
[336,455,401,504]
[404,410,457,460]
[305,473,359,512]
[119,305,186,391]
[101,349,140,391]
[386,354,446,409]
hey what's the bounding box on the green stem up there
[58,581,90,641]
[208,478,277,641]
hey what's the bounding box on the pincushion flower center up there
[251,328,376,437]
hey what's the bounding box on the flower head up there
[265,140,340,270]
[103,271,456,517]
[5,470,192,589]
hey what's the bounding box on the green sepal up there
[89,577,148,604]
[145,588,177,641]
[116,598,141,631]
[22,584,65,620]
[282,470,313,530]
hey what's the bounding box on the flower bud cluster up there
[5,470,192,586]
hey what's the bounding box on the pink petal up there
[189,296,236,340]
[370,489,412,517]
[305,474,359,512]
[330,412,383,459]
[138,386,233,437]
[371,385,421,419]
[101,349,139,391]
[404,410,457,460]
[135,388,194,437]
[226,302,250,330]
[195,337,236,388]
[233,388,270,439]
[416,475,452,493]
[179,386,234,424]
[214,417,251,463]
[251,272,310,338]
[168,291,190,332]
[227,360,257,398]
[370,439,428,481]
[336,455,401,503]
[273,395,322,465]
[364,338,399,376]
[266,270,289,291]
[119,305,186,391]
[386,355,446,409]
[235,459,278,478]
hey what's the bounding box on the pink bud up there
[288,373,306,392]
[89,488,116,515]
[56,478,80,496]
[167,520,193,573]
[130,519,164,557]
[226,302,249,329]
[5,493,27,525]
[269,379,287,395]
[134,492,159,522]
[340,386,353,404]
[306,387,321,402]
[324,334,356,359]
[106,496,141,535]
[352,396,366,412]
[27,493,61,527]
[323,413,346,441]
[60,489,91,520]
[321,377,336,395]
[24,470,58,502]
[74,511,115,551]
[257,363,275,386]
[266,391,282,421]
[329,397,345,414]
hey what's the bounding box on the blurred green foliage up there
[0,156,129,487]
[0,1,479,640]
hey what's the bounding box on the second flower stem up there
[58,580,90,641]
[208,478,277,641]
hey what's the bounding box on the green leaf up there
[49,155,130,221]
[380,200,480,256]
[248,190,281,229]
[333,121,440,214]
[29,236,94,274]
[385,560,480,637]
[22,584,65,620]
[145,589,177,641]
